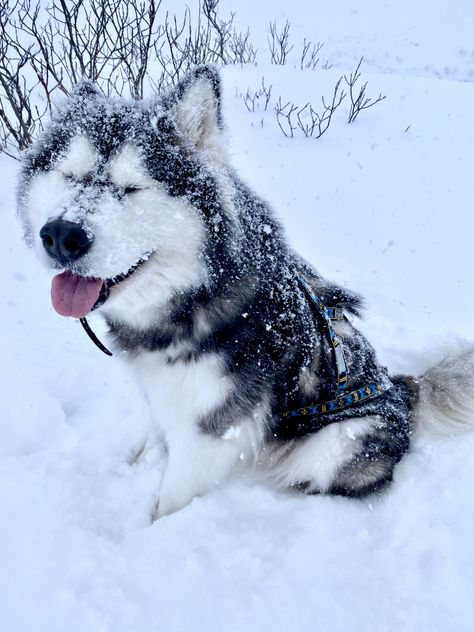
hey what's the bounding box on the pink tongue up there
[51,271,104,318]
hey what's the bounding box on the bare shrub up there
[275,78,346,139]
[201,0,256,65]
[274,98,298,137]
[227,28,257,65]
[274,58,386,140]
[0,0,256,157]
[0,1,47,157]
[300,39,324,71]
[0,0,170,155]
[268,20,293,65]
[345,57,386,124]
[243,77,272,112]
[0,4,387,156]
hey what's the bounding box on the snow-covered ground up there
[1,2,474,631]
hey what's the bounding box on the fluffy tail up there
[411,345,474,435]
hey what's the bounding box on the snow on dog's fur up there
[17,66,474,517]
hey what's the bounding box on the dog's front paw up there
[128,429,163,466]
[150,496,187,521]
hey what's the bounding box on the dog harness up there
[281,276,392,429]
[79,275,392,431]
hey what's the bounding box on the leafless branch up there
[268,20,293,65]
[317,77,346,137]
[243,77,272,112]
[274,97,298,137]
[274,78,346,139]
[300,39,324,71]
[345,57,386,124]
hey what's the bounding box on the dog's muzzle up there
[39,219,150,320]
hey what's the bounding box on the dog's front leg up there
[154,423,243,518]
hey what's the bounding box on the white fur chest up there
[132,348,232,436]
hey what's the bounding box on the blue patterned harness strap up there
[281,275,392,422]
[298,275,349,391]
[282,382,388,419]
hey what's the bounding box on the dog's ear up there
[164,65,225,159]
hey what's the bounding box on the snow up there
[1,2,474,631]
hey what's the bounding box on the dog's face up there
[18,67,230,325]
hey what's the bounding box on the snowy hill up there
[1,2,473,631]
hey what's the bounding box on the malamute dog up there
[18,66,474,517]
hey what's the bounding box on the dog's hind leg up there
[154,425,244,518]
[265,414,410,499]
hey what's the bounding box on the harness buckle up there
[326,306,344,321]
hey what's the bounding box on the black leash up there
[79,317,113,356]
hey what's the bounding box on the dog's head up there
[18,66,232,324]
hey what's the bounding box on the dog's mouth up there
[50,259,147,318]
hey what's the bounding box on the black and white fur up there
[18,66,474,517]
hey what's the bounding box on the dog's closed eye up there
[62,172,94,185]
[123,186,143,195]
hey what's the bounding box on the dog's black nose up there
[40,220,92,263]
